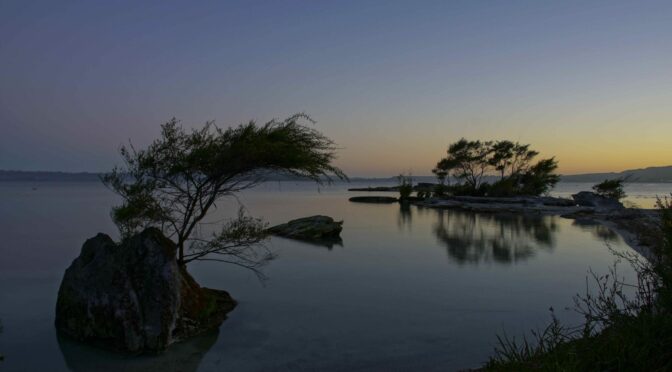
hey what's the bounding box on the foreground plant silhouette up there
[485,195,672,371]
[103,114,346,274]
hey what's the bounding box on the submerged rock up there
[55,228,235,353]
[349,196,398,203]
[572,191,624,211]
[267,215,343,241]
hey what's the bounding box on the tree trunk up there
[177,240,185,264]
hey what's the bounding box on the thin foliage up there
[592,177,628,200]
[103,114,346,270]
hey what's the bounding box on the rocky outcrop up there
[572,191,624,211]
[55,228,235,354]
[267,215,343,242]
[419,195,581,214]
[349,196,398,203]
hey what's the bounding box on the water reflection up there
[571,218,619,242]
[431,209,558,265]
[397,202,413,230]
[57,329,219,372]
[295,236,344,249]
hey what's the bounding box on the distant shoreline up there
[2,166,672,183]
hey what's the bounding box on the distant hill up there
[560,166,672,183]
[0,170,351,183]
[2,165,671,183]
[0,170,102,182]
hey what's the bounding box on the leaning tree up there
[103,114,346,274]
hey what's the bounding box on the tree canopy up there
[103,114,346,271]
[433,139,559,196]
[592,178,627,200]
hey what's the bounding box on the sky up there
[1,0,671,177]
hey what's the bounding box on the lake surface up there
[0,181,669,371]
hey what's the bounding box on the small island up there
[349,139,664,261]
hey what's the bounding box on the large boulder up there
[55,228,236,353]
[267,215,343,241]
[572,191,625,211]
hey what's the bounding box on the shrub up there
[484,194,672,371]
[397,174,413,200]
[487,177,519,197]
[593,178,626,200]
[433,183,448,197]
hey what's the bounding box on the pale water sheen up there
[0,181,666,371]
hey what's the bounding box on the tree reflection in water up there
[432,209,558,265]
[397,202,413,230]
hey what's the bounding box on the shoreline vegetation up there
[481,196,672,371]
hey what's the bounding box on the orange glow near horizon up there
[331,116,672,177]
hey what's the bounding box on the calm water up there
[0,181,668,371]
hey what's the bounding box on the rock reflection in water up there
[57,328,219,372]
[296,236,344,249]
[432,209,558,265]
[571,218,620,242]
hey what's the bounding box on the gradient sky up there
[1,0,671,176]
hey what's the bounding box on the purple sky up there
[2,0,671,176]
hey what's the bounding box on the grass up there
[484,196,672,371]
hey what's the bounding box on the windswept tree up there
[592,178,627,200]
[509,143,539,176]
[488,140,540,180]
[437,139,493,190]
[103,114,346,272]
[518,157,560,195]
[489,140,515,180]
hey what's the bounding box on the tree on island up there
[592,178,627,200]
[433,138,559,196]
[103,114,346,273]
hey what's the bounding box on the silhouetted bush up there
[484,195,672,371]
[487,177,519,197]
[397,174,413,200]
[593,178,627,200]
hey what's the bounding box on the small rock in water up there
[267,215,343,241]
